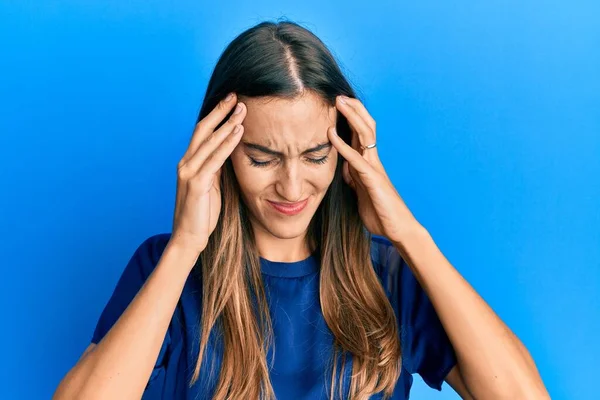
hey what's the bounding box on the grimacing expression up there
[229,91,338,241]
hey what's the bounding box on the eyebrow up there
[242,141,332,156]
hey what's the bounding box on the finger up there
[336,96,376,150]
[183,102,247,175]
[197,123,245,177]
[181,92,239,163]
[340,96,376,132]
[328,126,372,176]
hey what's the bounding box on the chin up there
[263,219,311,239]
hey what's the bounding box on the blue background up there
[1,1,598,399]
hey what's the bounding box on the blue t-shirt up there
[92,233,457,399]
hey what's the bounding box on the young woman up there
[54,20,549,400]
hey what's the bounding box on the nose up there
[275,160,305,202]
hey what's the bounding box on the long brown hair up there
[190,19,401,400]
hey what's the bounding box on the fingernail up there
[332,127,338,135]
[338,96,347,104]
[233,103,243,114]
[225,92,234,102]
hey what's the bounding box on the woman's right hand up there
[171,93,247,252]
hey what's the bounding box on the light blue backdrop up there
[1,1,598,399]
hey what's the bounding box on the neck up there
[251,224,315,263]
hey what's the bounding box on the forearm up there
[393,226,549,399]
[53,241,200,400]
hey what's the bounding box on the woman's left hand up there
[328,95,423,244]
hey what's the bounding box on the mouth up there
[267,198,309,216]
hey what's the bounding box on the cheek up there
[324,153,339,182]
[230,153,271,198]
[230,153,255,192]
[311,154,339,191]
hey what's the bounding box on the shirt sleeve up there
[91,233,172,389]
[374,236,458,391]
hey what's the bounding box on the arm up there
[393,226,549,399]
[53,240,199,400]
[446,365,475,399]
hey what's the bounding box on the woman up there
[54,20,549,400]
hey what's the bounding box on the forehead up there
[240,92,337,152]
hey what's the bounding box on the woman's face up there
[230,91,338,247]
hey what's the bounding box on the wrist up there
[390,222,431,252]
[168,232,206,253]
[163,238,203,273]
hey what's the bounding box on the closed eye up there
[248,155,329,168]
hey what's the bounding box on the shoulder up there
[91,232,173,344]
[370,235,458,388]
[369,234,410,298]
[369,234,434,318]
[130,233,172,277]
